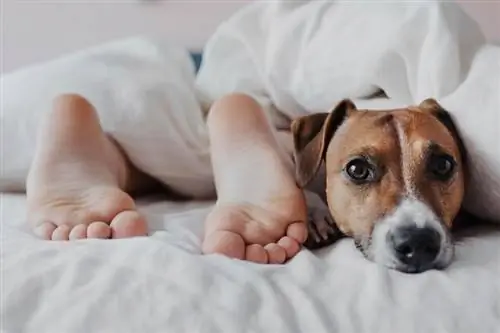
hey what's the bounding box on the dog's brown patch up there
[292,99,466,239]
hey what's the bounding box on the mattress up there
[2,192,500,333]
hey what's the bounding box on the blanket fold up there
[197,0,500,221]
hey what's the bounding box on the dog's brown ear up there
[419,98,468,168]
[291,99,356,187]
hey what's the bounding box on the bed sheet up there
[2,193,500,333]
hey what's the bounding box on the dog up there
[292,98,468,273]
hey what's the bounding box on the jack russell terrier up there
[293,98,467,274]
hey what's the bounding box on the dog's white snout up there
[371,198,453,272]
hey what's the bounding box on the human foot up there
[203,94,307,264]
[204,197,307,264]
[27,94,147,240]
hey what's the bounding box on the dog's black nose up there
[390,226,441,271]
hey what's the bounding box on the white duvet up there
[2,193,500,333]
[2,1,500,332]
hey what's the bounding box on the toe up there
[246,244,269,264]
[87,221,111,239]
[203,230,246,260]
[110,211,147,238]
[69,224,87,240]
[264,243,287,264]
[278,236,301,259]
[33,222,57,240]
[51,225,71,241]
[286,221,308,243]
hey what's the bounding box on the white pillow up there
[1,37,214,198]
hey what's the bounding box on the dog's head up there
[292,99,467,273]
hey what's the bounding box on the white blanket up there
[2,193,500,333]
[197,0,500,222]
[3,1,500,332]
[1,38,214,198]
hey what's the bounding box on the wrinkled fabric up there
[197,0,500,221]
[2,193,500,333]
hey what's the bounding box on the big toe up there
[203,230,246,260]
[110,210,147,239]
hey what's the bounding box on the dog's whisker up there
[295,99,466,273]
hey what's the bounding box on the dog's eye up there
[428,154,455,181]
[345,158,374,183]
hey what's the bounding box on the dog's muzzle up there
[365,198,454,273]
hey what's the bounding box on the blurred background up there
[2,0,499,73]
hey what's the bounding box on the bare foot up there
[26,94,147,240]
[203,94,307,264]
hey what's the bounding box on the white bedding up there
[3,0,500,332]
[197,0,500,222]
[2,193,500,332]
